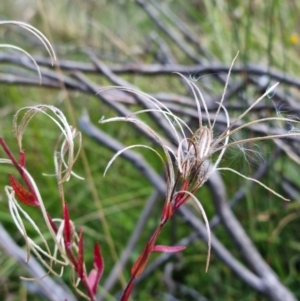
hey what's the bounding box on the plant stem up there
[1,136,97,301]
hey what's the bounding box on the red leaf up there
[87,243,104,294]
[77,227,84,279]
[94,243,104,271]
[151,245,186,253]
[9,174,39,206]
[87,269,98,294]
[63,204,72,248]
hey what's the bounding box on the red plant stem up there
[120,182,190,301]
[120,277,135,301]
[44,203,97,300]
[120,215,173,300]
[48,208,97,301]
[0,137,97,301]
[47,204,97,301]
[20,150,26,168]
[120,224,166,300]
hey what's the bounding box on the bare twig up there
[135,0,201,64]
[148,0,210,59]
[2,53,300,89]
[207,171,297,301]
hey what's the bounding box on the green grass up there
[1,1,300,300]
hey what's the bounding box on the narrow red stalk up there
[19,150,26,168]
[161,201,173,222]
[65,241,98,301]
[77,228,84,279]
[61,212,98,301]
[120,222,169,300]
[47,212,58,232]
[63,204,72,248]
[61,209,97,301]
[173,181,192,210]
[1,137,98,301]
[120,277,135,301]
[47,204,98,300]
[130,242,152,278]
[61,242,92,298]
[120,180,191,300]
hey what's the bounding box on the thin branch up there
[135,0,201,64]
[207,170,297,301]
[148,0,210,59]
[2,53,300,89]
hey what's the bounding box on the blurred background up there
[1,1,300,300]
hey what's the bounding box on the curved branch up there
[207,170,297,301]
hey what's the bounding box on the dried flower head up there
[99,53,300,276]
[2,105,82,270]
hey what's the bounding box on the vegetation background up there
[1,1,300,300]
